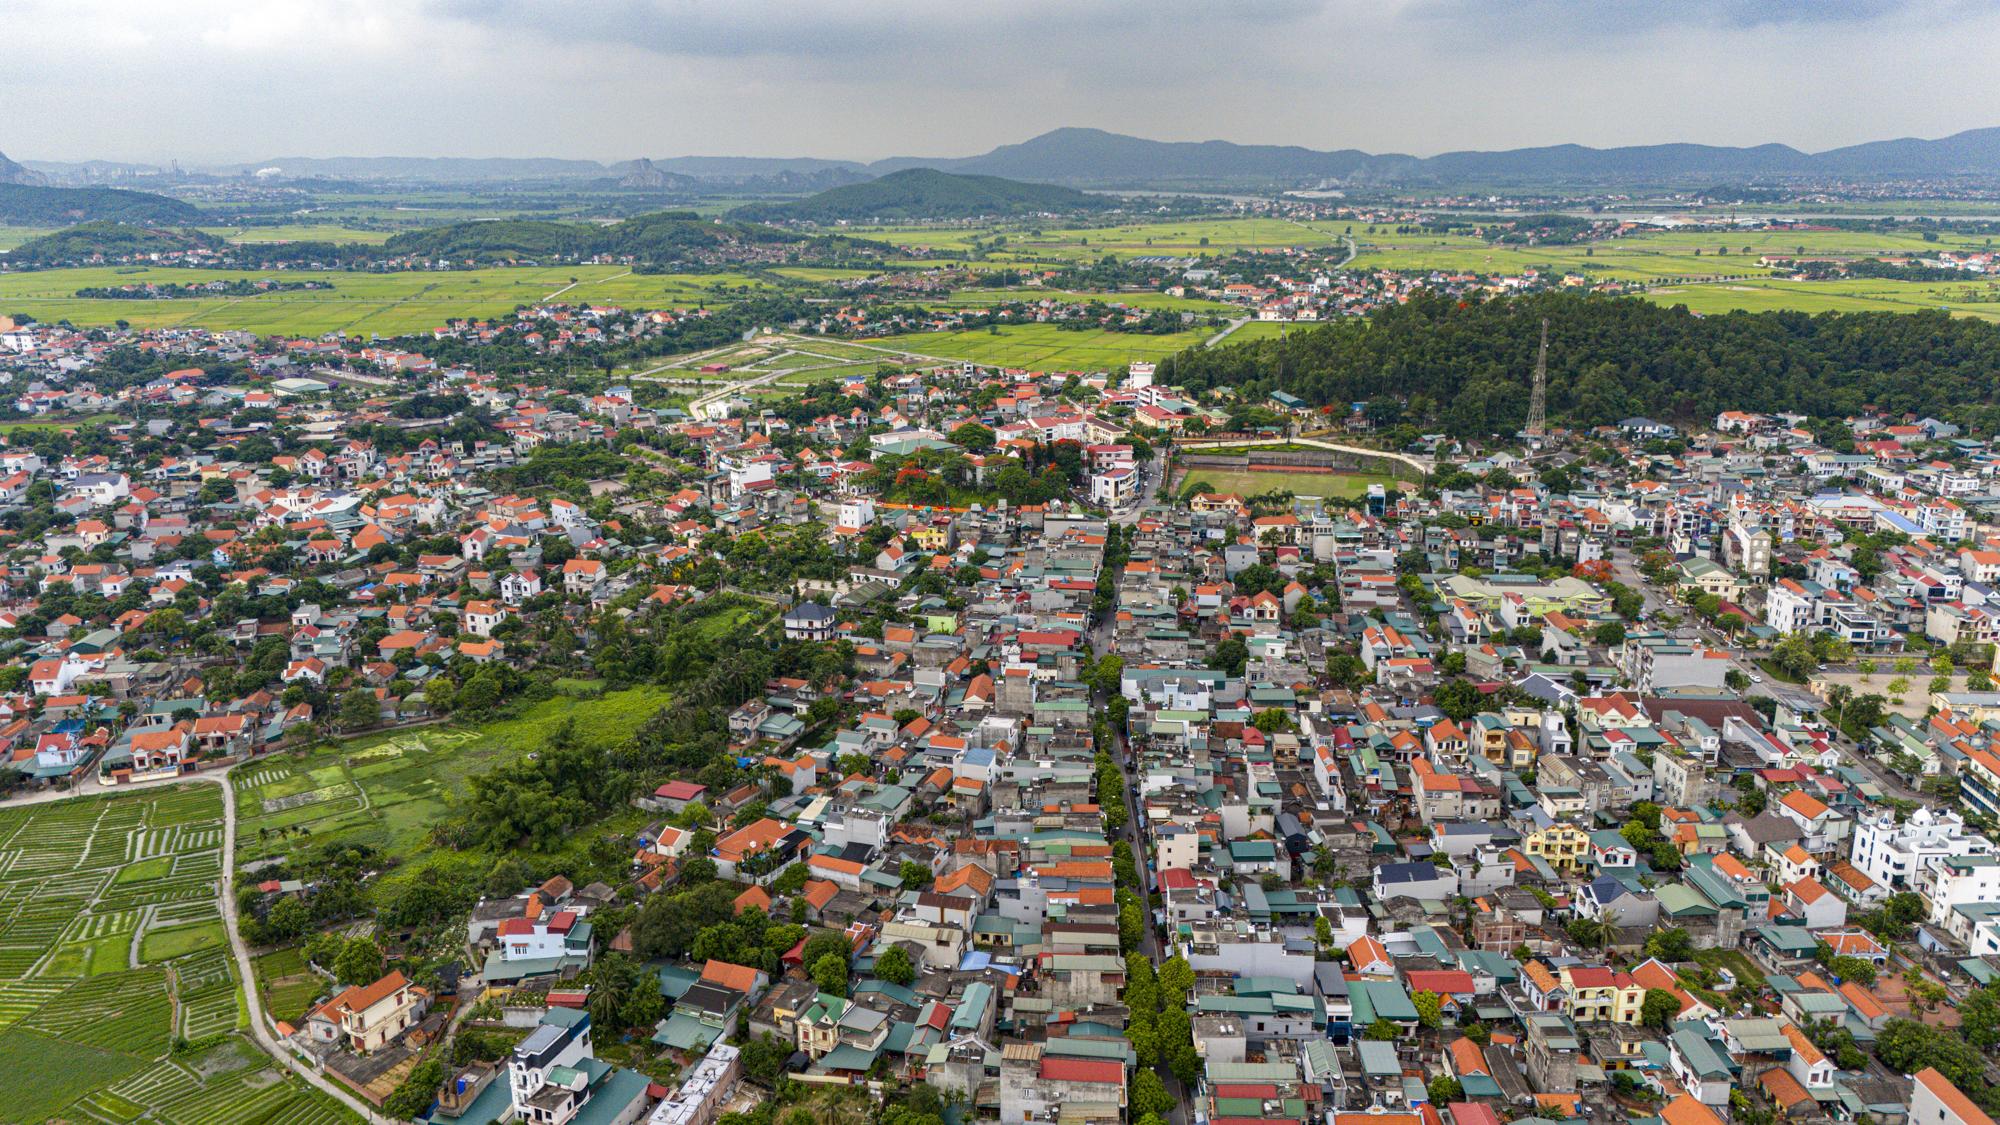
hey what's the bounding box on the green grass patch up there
[1693,947,1767,988]
[0,1027,147,1122]
[862,323,1209,369]
[0,414,121,433]
[235,685,672,872]
[139,921,226,963]
[85,932,134,976]
[112,855,176,885]
[39,944,92,978]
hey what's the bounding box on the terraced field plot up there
[0,785,350,1123]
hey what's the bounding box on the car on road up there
[1749,674,1763,684]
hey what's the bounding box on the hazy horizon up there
[9,0,2000,166]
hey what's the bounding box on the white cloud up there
[2,0,1997,164]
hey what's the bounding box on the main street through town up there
[1085,457,1191,1125]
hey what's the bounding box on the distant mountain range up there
[861,126,2000,186]
[0,151,48,188]
[731,168,1118,222]
[17,124,2000,195]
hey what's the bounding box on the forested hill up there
[3,222,225,266]
[1159,291,2000,436]
[0,183,201,225]
[731,168,1119,222]
[383,210,889,264]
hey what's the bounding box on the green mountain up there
[382,210,887,265]
[731,168,1119,222]
[3,222,225,266]
[0,183,201,225]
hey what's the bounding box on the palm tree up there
[1568,907,1621,951]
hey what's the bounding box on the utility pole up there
[1526,317,1549,440]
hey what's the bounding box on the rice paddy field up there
[233,685,673,880]
[844,216,1343,263]
[933,287,1235,314]
[862,323,1211,369]
[0,265,776,337]
[196,225,397,245]
[1348,225,2000,280]
[0,785,352,1124]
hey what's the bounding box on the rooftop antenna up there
[1526,318,1548,440]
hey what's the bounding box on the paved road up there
[218,764,393,1124]
[1204,318,1251,347]
[1086,464,1191,1125]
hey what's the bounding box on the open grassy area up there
[863,323,1207,369]
[1178,468,1410,499]
[234,686,672,876]
[138,920,227,963]
[197,224,396,245]
[0,227,60,253]
[0,413,122,433]
[0,785,350,1122]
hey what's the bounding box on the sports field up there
[0,785,354,1124]
[1178,468,1410,499]
[863,323,1208,369]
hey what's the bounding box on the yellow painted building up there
[1525,824,1590,873]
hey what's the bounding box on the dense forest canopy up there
[1160,291,2000,436]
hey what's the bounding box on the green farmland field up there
[0,785,354,1123]
[934,287,1235,314]
[0,265,776,337]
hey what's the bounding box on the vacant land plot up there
[253,947,325,1026]
[1178,468,1410,499]
[0,785,344,1122]
[863,324,1207,369]
[234,686,672,883]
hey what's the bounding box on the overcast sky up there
[9,0,2000,165]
